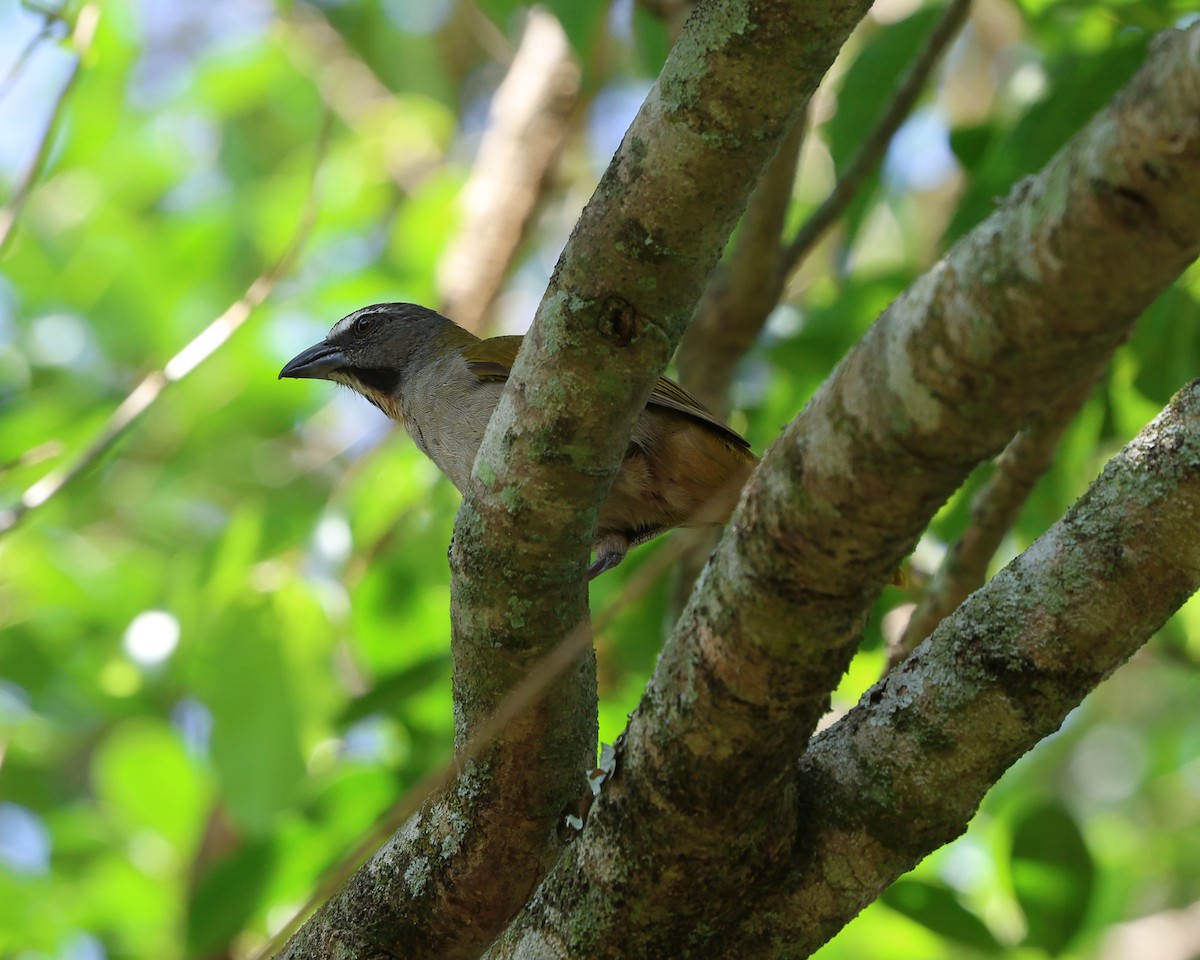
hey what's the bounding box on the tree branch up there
[734,377,1200,955]
[483,24,1200,957]
[668,119,802,602]
[0,3,97,257]
[437,9,580,334]
[676,119,803,416]
[891,363,1105,664]
[0,7,68,105]
[272,528,696,960]
[280,1,880,957]
[453,4,875,949]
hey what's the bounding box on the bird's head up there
[278,302,463,416]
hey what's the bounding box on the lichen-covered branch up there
[281,2,877,958]
[483,26,1200,958]
[730,378,1200,956]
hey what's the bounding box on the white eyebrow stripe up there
[328,303,392,341]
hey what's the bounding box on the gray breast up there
[399,358,504,494]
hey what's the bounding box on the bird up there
[279,302,758,579]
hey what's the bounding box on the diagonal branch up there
[676,119,803,417]
[272,526,695,960]
[483,24,1200,958]
[0,110,332,536]
[0,6,68,105]
[437,9,580,334]
[668,120,803,602]
[284,1,880,957]
[736,377,1200,955]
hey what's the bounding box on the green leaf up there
[187,838,275,957]
[881,878,1003,953]
[199,603,307,836]
[947,34,1150,240]
[1010,801,1095,954]
[90,717,209,852]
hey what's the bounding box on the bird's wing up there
[464,335,521,382]
[465,335,750,451]
[646,376,753,450]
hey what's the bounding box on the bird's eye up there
[355,315,374,335]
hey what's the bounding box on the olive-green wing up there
[463,335,521,382]
[466,335,749,451]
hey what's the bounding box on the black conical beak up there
[279,341,347,380]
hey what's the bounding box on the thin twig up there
[0,8,68,104]
[261,529,697,959]
[0,3,98,257]
[780,0,972,278]
[0,109,334,536]
[889,368,1104,666]
[0,441,63,477]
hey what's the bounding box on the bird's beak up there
[278,341,347,380]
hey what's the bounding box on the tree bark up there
[482,24,1200,959]
[280,1,875,957]
[733,377,1200,956]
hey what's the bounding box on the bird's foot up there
[587,533,630,580]
[587,551,625,581]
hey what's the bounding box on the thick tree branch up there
[273,531,696,960]
[280,6,874,952]
[462,0,877,602]
[483,25,1200,957]
[281,2,877,958]
[733,377,1200,956]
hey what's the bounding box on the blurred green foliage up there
[0,0,1198,957]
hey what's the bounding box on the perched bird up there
[279,303,757,579]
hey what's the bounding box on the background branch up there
[891,363,1106,664]
[0,5,68,104]
[0,3,97,257]
[781,0,973,277]
[437,9,580,334]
